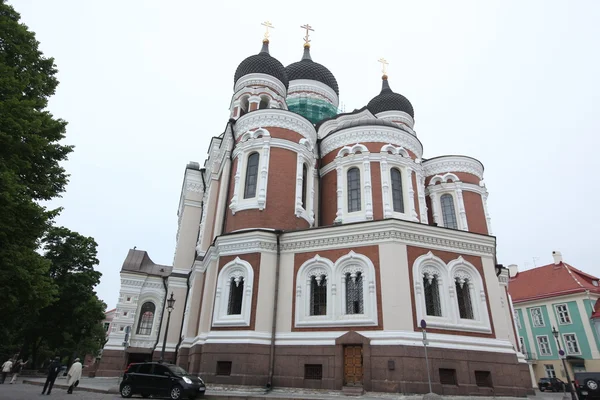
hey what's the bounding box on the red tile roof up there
[509,262,600,303]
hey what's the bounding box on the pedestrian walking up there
[65,358,82,394]
[9,359,27,383]
[1,359,13,384]
[41,357,61,395]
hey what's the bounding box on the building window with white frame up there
[310,274,327,316]
[390,168,404,213]
[347,167,361,212]
[440,194,458,229]
[227,276,244,315]
[455,277,474,319]
[515,312,522,329]
[537,336,552,356]
[531,307,545,327]
[345,271,364,315]
[301,163,308,208]
[555,304,571,324]
[564,334,580,355]
[424,273,442,317]
[545,364,556,378]
[136,302,155,335]
[244,152,259,199]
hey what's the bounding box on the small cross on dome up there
[261,21,274,42]
[378,57,389,77]
[301,24,314,47]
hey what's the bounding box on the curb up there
[22,379,120,395]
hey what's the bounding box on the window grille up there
[391,168,404,213]
[244,153,259,199]
[227,277,244,315]
[439,369,457,385]
[564,334,580,354]
[347,168,361,212]
[310,275,327,316]
[216,361,232,376]
[455,278,474,319]
[304,364,323,380]
[440,194,458,229]
[475,371,493,387]
[424,274,442,316]
[302,163,308,208]
[556,304,571,324]
[345,272,364,314]
[136,302,155,335]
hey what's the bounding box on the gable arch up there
[212,257,254,327]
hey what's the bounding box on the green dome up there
[287,97,338,125]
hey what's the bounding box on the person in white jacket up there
[65,358,82,394]
[1,359,13,384]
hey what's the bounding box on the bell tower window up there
[391,168,404,213]
[259,96,269,109]
[244,152,259,199]
[440,194,458,229]
[347,167,361,212]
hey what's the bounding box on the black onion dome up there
[367,77,414,118]
[234,41,289,89]
[285,46,339,95]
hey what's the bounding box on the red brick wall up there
[212,253,261,331]
[320,170,337,226]
[225,147,310,232]
[463,191,488,235]
[291,246,383,331]
[371,162,383,220]
[406,246,496,338]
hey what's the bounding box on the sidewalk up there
[22,377,539,400]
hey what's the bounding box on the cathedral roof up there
[367,76,414,118]
[121,249,172,277]
[234,40,289,89]
[286,46,339,95]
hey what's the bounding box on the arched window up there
[423,274,442,317]
[302,163,308,208]
[440,194,458,229]
[345,272,364,314]
[455,278,474,319]
[136,302,155,335]
[347,167,361,212]
[239,96,249,117]
[310,274,327,316]
[259,96,269,109]
[391,168,404,213]
[244,152,259,199]
[227,276,244,315]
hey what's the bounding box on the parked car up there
[119,362,205,399]
[538,377,566,392]
[575,372,600,400]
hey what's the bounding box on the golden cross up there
[378,57,389,76]
[261,21,274,41]
[301,24,314,46]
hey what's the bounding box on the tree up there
[22,227,106,366]
[0,0,73,357]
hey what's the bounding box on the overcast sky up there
[11,0,600,309]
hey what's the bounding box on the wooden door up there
[344,345,363,385]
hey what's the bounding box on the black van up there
[120,362,205,399]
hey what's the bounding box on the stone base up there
[342,385,364,396]
[95,349,176,377]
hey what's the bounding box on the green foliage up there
[0,1,106,365]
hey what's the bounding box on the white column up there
[407,167,418,222]
[294,154,304,217]
[334,163,343,223]
[481,191,493,235]
[363,156,373,220]
[380,156,392,218]
[429,191,441,226]
[415,167,428,224]
[455,183,469,231]
[228,155,242,214]
[257,139,270,210]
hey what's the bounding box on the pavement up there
[3,376,571,400]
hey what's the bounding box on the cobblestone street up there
[0,382,120,400]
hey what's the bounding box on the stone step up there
[342,385,365,396]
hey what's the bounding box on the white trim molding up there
[294,148,316,226]
[234,109,316,144]
[295,251,378,328]
[423,155,484,180]
[426,182,469,231]
[212,257,254,327]
[413,252,491,333]
[229,128,271,214]
[380,144,418,222]
[374,110,416,132]
[287,79,339,107]
[333,145,373,224]
[234,73,287,98]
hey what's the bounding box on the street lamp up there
[420,319,434,395]
[552,326,577,400]
[160,292,176,363]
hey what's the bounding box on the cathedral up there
[97,25,533,396]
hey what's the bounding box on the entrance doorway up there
[344,345,363,385]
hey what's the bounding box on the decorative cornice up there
[423,156,484,179]
[320,126,423,159]
[374,110,415,131]
[186,182,203,193]
[234,109,316,144]
[287,79,339,106]
[234,73,286,97]
[317,108,377,138]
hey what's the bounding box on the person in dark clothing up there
[41,357,61,395]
